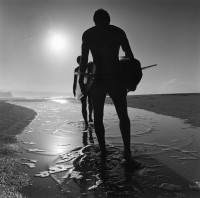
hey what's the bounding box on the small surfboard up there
[75,62,96,100]
[75,73,87,100]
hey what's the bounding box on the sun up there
[46,30,69,55]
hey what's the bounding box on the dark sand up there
[106,93,200,127]
[0,101,37,143]
[0,101,37,197]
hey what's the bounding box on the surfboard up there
[119,57,142,91]
[75,74,85,100]
[75,62,96,100]
[119,56,157,91]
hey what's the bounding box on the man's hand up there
[127,86,136,92]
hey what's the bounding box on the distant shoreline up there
[1,92,199,132]
[1,93,200,129]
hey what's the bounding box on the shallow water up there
[10,99,200,197]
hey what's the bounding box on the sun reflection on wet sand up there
[51,99,69,104]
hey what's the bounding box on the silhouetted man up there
[73,56,93,130]
[79,9,144,168]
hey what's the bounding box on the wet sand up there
[106,93,200,127]
[1,94,200,198]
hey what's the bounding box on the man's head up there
[93,9,110,26]
[77,56,81,64]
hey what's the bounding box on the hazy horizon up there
[0,89,200,100]
[0,90,71,98]
[0,0,199,95]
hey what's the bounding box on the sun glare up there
[46,31,69,56]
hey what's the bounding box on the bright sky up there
[0,0,199,95]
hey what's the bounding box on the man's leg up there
[87,94,93,122]
[80,95,88,130]
[108,82,131,158]
[109,81,145,168]
[90,81,107,154]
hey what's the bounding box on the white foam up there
[27,148,45,152]
[158,183,182,191]
[21,163,35,168]
[35,164,73,178]
[23,141,36,145]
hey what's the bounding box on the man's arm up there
[121,30,136,93]
[121,31,134,60]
